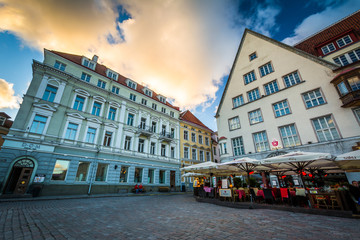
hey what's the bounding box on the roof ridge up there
[294,9,360,46]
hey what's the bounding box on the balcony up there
[340,89,360,107]
[137,125,153,137]
[159,131,174,142]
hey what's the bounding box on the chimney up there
[92,55,98,62]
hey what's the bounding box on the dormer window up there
[106,69,118,80]
[158,95,166,103]
[336,35,352,48]
[126,79,137,90]
[144,88,153,97]
[321,43,336,55]
[0,116,5,126]
[82,57,96,70]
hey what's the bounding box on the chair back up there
[250,188,256,198]
[238,187,244,190]
[244,188,249,194]
[295,188,306,197]
[253,187,259,195]
[263,189,274,200]
[280,188,289,198]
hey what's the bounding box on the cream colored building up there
[216,28,360,163]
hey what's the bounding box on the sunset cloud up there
[0,78,22,109]
[0,0,280,111]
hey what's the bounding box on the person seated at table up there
[349,180,360,204]
[138,183,143,193]
[134,184,139,193]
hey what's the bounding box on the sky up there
[0,0,359,131]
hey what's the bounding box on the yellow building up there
[179,110,213,188]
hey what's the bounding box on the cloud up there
[0,0,281,111]
[282,0,360,45]
[0,78,22,109]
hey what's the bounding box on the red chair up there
[280,188,290,203]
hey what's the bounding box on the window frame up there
[302,88,327,109]
[272,99,291,118]
[248,109,263,125]
[247,88,260,102]
[243,70,257,85]
[228,116,241,131]
[311,115,341,142]
[263,80,279,96]
[283,71,302,88]
[252,131,270,153]
[81,72,91,82]
[278,123,301,148]
[232,95,244,108]
[259,62,274,77]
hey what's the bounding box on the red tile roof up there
[49,50,180,111]
[180,110,213,132]
[0,112,11,119]
[294,10,360,56]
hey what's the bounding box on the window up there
[170,128,175,138]
[161,125,166,136]
[213,147,216,156]
[161,144,166,156]
[107,70,118,80]
[141,98,147,105]
[312,115,340,142]
[92,102,102,116]
[150,142,156,155]
[97,80,106,89]
[184,130,188,140]
[264,80,279,95]
[120,166,128,182]
[192,149,197,160]
[171,147,175,158]
[130,93,136,101]
[159,96,166,103]
[161,107,166,113]
[65,123,78,140]
[152,103,157,110]
[30,114,48,134]
[253,131,270,152]
[127,81,136,89]
[228,117,240,130]
[51,160,69,181]
[96,163,108,181]
[81,72,91,82]
[337,81,349,96]
[151,122,157,133]
[85,127,96,143]
[103,131,112,147]
[54,61,66,71]
[232,137,245,156]
[249,52,257,61]
[148,169,154,183]
[134,168,143,183]
[138,139,145,152]
[0,117,5,126]
[124,136,131,150]
[127,113,134,126]
[170,111,174,117]
[108,107,117,121]
[205,137,209,146]
[159,170,165,184]
[302,89,326,109]
[283,71,301,88]
[273,100,291,117]
[348,76,360,91]
[82,58,95,70]
[75,162,90,181]
[191,133,196,142]
[222,143,227,154]
[336,35,352,48]
[279,124,301,148]
[184,147,189,159]
[259,62,274,77]
[321,43,336,55]
[247,88,260,102]
[199,135,203,144]
[112,86,120,94]
[42,85,58,102]
[73,95,85,111]
[140,118,146,129]
[248,109,263,125]
[199,150,204,161]
[244,71,256,85]
[206,152,210,161]
[144,89,152,97]
[232,95,244,108]
[334,54,350,66]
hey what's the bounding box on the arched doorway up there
[3,159,35,195]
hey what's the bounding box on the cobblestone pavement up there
[0,194,359,240]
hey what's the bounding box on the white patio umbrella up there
[181,172,209,178]
[180,161,239,174]
[335,150,360,171]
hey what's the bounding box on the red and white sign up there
[272,139,279,147]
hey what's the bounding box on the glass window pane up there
[95,163,108,181]
[51,160,70,181]
[75,162,90,181]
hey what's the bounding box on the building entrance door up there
[170,171,176,191]
[3,159,34,195]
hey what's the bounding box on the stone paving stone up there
[0,194,359,239]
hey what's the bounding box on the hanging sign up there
[212,176,217,187]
